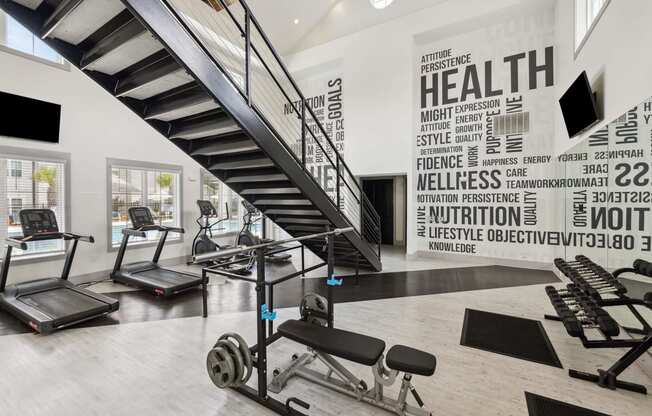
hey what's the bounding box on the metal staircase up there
[1,0,382,270]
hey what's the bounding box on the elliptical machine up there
[237,200,291,263]
[191,200,254,275]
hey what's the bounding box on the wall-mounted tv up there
[0,91,61,143]
[559,71,600,138]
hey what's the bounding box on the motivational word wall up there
[413,12,651,267]
[563,99,652,268]
[414,12,560,262]
[284,72,344,196]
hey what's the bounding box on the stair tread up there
[254,199,312,206]
[115,52,189,99]
[170,109,240,139]
[190,137,258,156]
[264,209,321,216]
[240,188,300,195]
[226,174,288,183]
[43,0,125,45]
[210,157,273,170]
[145,83,217,121]
[276,218,331,225]
[81,17,152,73]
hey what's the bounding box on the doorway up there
[361,175,406,246]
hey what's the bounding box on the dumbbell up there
[565,266,612,278]
[568,275,621,292]
[633,259,652,277]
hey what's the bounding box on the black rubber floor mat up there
[460,309,562,368]
[525,392,610,416]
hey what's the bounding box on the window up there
[109,160,182,249]
[9,198,22,224]
[200,170,242,234]
[0,11,64,65]
[575,0,610,55]
[0,150,68,260]
[8,160,22,178]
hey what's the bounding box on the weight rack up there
[196,227,352,415]
[546,256,652,394]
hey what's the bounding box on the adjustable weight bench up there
[270,319,436,416]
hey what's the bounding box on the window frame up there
[0,11,70,71]
[8,160,22,178]
[106,158,184,252]
[0,145,71,265]
[199,169,242,236]
[574,0,611,59]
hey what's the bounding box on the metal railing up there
[165,0,381,258]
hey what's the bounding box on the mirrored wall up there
[562,96,652,270]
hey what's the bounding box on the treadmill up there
[111,207,208,315]
[0,209,119,334]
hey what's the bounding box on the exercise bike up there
[237,200,291,264]
[191,200,254,275]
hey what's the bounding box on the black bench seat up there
[278,319,386,366]
[386,345,437,376]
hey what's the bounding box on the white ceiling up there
[247,0,451,55]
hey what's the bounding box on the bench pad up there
[278,319,385,366]
[386,345,437,376]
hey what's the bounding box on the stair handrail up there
[172,0,382,255]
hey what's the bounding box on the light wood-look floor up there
[0,284,650,416]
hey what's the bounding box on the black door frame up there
[359,174,407,247]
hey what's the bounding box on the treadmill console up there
[19,209,60,237]
[197,200,217,217]
[128,207,155,229]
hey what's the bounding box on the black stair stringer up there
[0,0,380,271]
[122,0,380,271]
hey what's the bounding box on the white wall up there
[553,0,652,154]
[285,0,552,255]
[0,51,203,282]
[286,0,651,258]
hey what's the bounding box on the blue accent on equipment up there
[261,304,277,321]
[327,276,343,286]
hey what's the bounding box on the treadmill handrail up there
[8,232,93,244]
[125,225,185,234]
[63,233,95,243]
[122,228,147,238]
[162,226,184,234]
[5,238,28,251]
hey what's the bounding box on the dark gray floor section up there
[0,265,559,336]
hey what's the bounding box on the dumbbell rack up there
[546,256,652,394]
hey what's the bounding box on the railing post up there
[326,227,334,329]
[336,156,341,210]
[244,7,251,105]
[301,99,306,166]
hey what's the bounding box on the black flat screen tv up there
[0,91,61,143]
[559,71,599,138]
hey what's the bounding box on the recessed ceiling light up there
[370,0,394,9]
[293,19,300,25]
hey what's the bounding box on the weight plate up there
[215,339,245,387]
[219,333,253,385]
[206,346,236,389]
[300,293,328,326]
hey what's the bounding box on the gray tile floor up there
[0,281,650,415]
